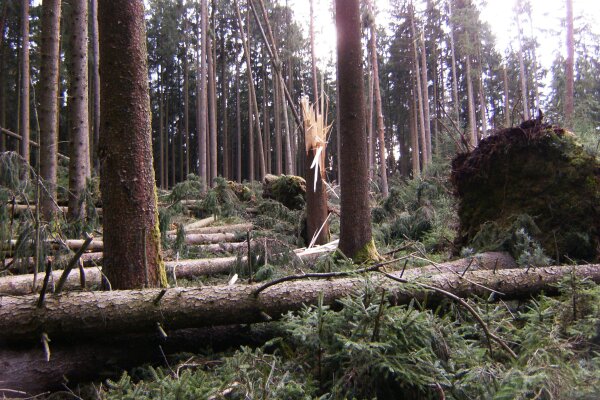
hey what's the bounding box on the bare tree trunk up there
[448,2,460,125]
[67,0,90,223]
[263,68,271,174]
[274,66,282,175]
[516,11,530,121]
[478,76,487,138]
[281,77,293,174]
[336,0,376,262]
[465,56,477,146]
[159,78,165,189]
[503,65,510,127]
[221,38,229,179]
[0,5,7,153]
[98,0,167,289]
[366,0,388,197]
[39,0,62,221]
[409,5,428,172]
[198,0,208,188]
[419,30,432,164]
[19,0,30,166]
[208,39,217,185]
[564,0,574,126]
[236,63,242,182]
[90,0,100,174]
[183,18,190,177]
[410,83,420,177]
[309,0,318,111]
[366,64,374,180]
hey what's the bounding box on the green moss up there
[153,184,168,288]
[335,238,382,265]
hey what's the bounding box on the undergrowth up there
[101,275,600,399]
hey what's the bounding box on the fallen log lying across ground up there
[0,240,346,295]
[3,262,594,343]
[2,252,103,273]
[3,239,104,252]
[0,324,280,397]
[168,232,242,245]
[166,222,253,236]
[7,204,103,217]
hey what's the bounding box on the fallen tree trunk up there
[2,252,103,273]
[3,239,104,252]
[0,241,345,295]
[7,204,103,217]
[2,262,595,343]
[196,241,248,254]
[166,222,253,236]
[0,325,279,396]
[167,232,241,245]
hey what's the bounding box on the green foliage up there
[201,177,244,218]
[169,174,204,203]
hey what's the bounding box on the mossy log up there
[452,121,600,262]
[0,325,279,396]
[2,258,589,343]
[262,174,306,210]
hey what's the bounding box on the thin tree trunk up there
[98,0,167,289]
[0,5,7,153]
[419,30,432,164]
[19,0,30,166]
[198,0,208,188]
[67,0,90,223]
[208,36,217,185]
[409,5,428,171]
[564,0,574,126]
[183,18,190,177]
[503,65,510,127]
[263,68,271,174]
[159,78,165,189]
[366,64,374,180]
[465,56,477,146]
[221,38,229,179]
[448,2,460,125]
[366,0,388,197]
[410,82,420,177]
[281,77,293,174]
[39,0,62,221]
[516,11,530,121]
[274,65,282,175]
[478,76,487,138]
[236,63,242,182]
[309,0,318,111]
[90,0,100,174]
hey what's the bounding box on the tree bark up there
[208,32,217,185]
[409,5,428,171]
[309,0,318,111]
[38,0,62,221]
[410,83,420,176]
[2,263,597,343]
[503,65,510,127]
[236,63,242,182]
[419,30,432,164]
[90,0,100,174]
[516,10,530,121]
[19,0,30,166]
[564,0,574,126]
[448,1,460,126]
[198,0,208,187]
[67,0,90,223]
[465,56,477,146]
[98,0,167,289]
[336,0,375,262]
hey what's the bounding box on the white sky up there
[289,0,600,74]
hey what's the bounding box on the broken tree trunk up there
[3,261,591,342]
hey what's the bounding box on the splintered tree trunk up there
[19,0,30,165]
[98,0,167,289]
[336,0,375,262]
[39,0,62,221]
[564,0,574,126]
[67,0,90,223]
[302,98,329,246]
[90,0,100,173]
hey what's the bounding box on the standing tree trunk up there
[409,5,428,171]
[366,0,388,197]
[448,2,460,125]
[236,63,242,182]
[410,81,420,177]
[19,0,30,166]
[183,18,190,177]
[38,0,62,221]
[309,0,318,111]
[503,65,510,127]
[419,30,432,164]
[516,11,530,121]
[90,0,100,174]
[208,35,217,185]
[67,0,90,223]
[336,0,378,263]
[198,0,208,188]
[221,37,229,179]
[564,0,574,126]
[465,56,477,146]
[98,0,167,289]
[274,66,282,175]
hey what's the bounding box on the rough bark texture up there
[67,0,90,222]
[98,0,167,289]
[0,325,277,396]
[19,0,30,165]
[198,0,208,187]
[38,0,61,221]
[2,263,598,343]
[336,0,373,261]
[90,0,100,173]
